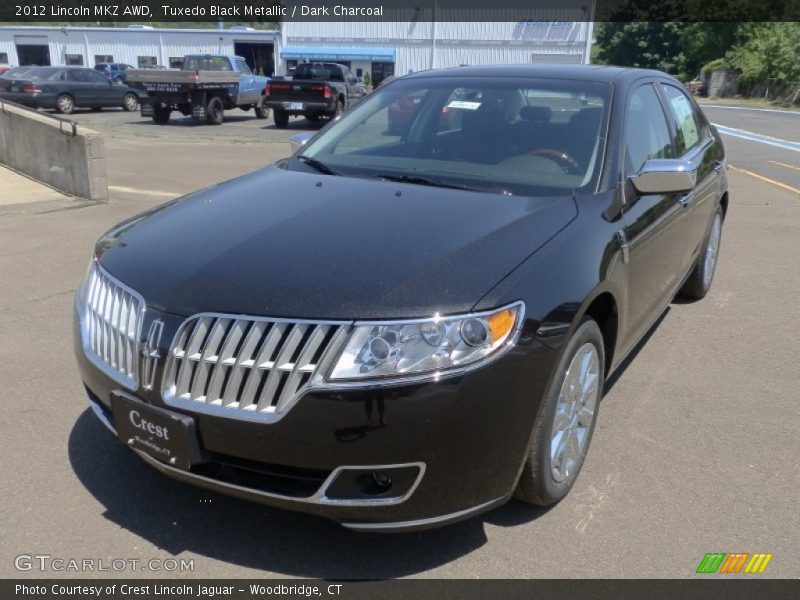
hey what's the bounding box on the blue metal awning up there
[280,46,395,62]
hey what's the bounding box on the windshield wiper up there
[375,174,477,191]
[297,155,341,176]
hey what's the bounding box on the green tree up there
[726,22,800,86]
[595,22,689,80]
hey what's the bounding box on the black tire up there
[205,97,224,125]
[679,205,724,300]
[55,94,75,115]
[152,104,171,125]
[273,109,289,129]
[305,114,320,123]
[515,318,605,506]
[122,93,138,112]
[329,100,343,119]
[254,97,269,119]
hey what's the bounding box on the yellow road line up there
[728,165,800,195]
[768,160,800,172]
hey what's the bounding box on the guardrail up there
[0,99,107,200]
[0,98,77,136]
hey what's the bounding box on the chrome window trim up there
[77,260,146,391]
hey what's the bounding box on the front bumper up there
[74,300,558,531]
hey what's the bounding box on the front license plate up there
[289,102,304,110]
[111,392,202,471]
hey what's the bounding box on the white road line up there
[108,185,179,198]
[702,104,800,116]
[711,124,800,153]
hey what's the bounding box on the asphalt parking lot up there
[0,104,798,579]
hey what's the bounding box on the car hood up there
[96,166,577,319]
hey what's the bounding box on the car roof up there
[405,64,675,85]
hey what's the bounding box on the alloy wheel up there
[550,343,600,483]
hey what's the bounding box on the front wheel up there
[515,318,605,506]
[205,97,224,125]
[273,109,289,129]
[679,205,724,300]
[122,93,138,112]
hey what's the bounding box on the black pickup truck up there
[264,62,365,128]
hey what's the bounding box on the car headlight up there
[328,302,524,383]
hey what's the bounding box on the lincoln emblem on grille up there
[142,318,164,391]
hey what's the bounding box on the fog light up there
[372,472,392,489]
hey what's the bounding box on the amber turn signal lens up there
[487,308,517,344]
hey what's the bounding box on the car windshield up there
[292,76,610,196]
[1,67,34,78]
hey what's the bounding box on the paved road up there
[1,105,798,579]
[701,104,800,193]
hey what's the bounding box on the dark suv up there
[93,63,133,84]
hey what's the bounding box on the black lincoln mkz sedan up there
[74,65,727,531]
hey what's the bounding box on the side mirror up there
[289,132,313,153]
[630,159,697,194]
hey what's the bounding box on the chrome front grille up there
[162,314,350,421]
[81,263,144,388]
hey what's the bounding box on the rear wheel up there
[273,109,289,129]
[515,318,605,506]
[254,97,269,119]
[55,94,75,115]
[205,97,224,125]
[122,93,138,112]
[330,100,343,119]
[152,104,171,125]
[679,205,724,300]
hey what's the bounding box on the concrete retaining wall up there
[0,101,107,201]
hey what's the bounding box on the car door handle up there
[678,192,694,207]
[713,160,724,172]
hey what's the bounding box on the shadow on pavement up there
[68,410,548,578]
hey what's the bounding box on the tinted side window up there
[660,84,703,155]
[87,70,109,84]
[625,84,673,174]
[67,70,87,82]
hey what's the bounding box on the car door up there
[657,83,722,273]
[619,82,691,343]
[235,58,258,105]
[84,69,118,105]
[63,69,96,107]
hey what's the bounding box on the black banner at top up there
[1,0,799,23]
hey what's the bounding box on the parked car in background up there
[127,54,269,125]
[0,66,139,114]
[0,65,11,76]
[264,62,365,128]
[74,65,727,531]
[94,63,134,85]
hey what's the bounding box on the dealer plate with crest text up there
[111,391,202,471]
